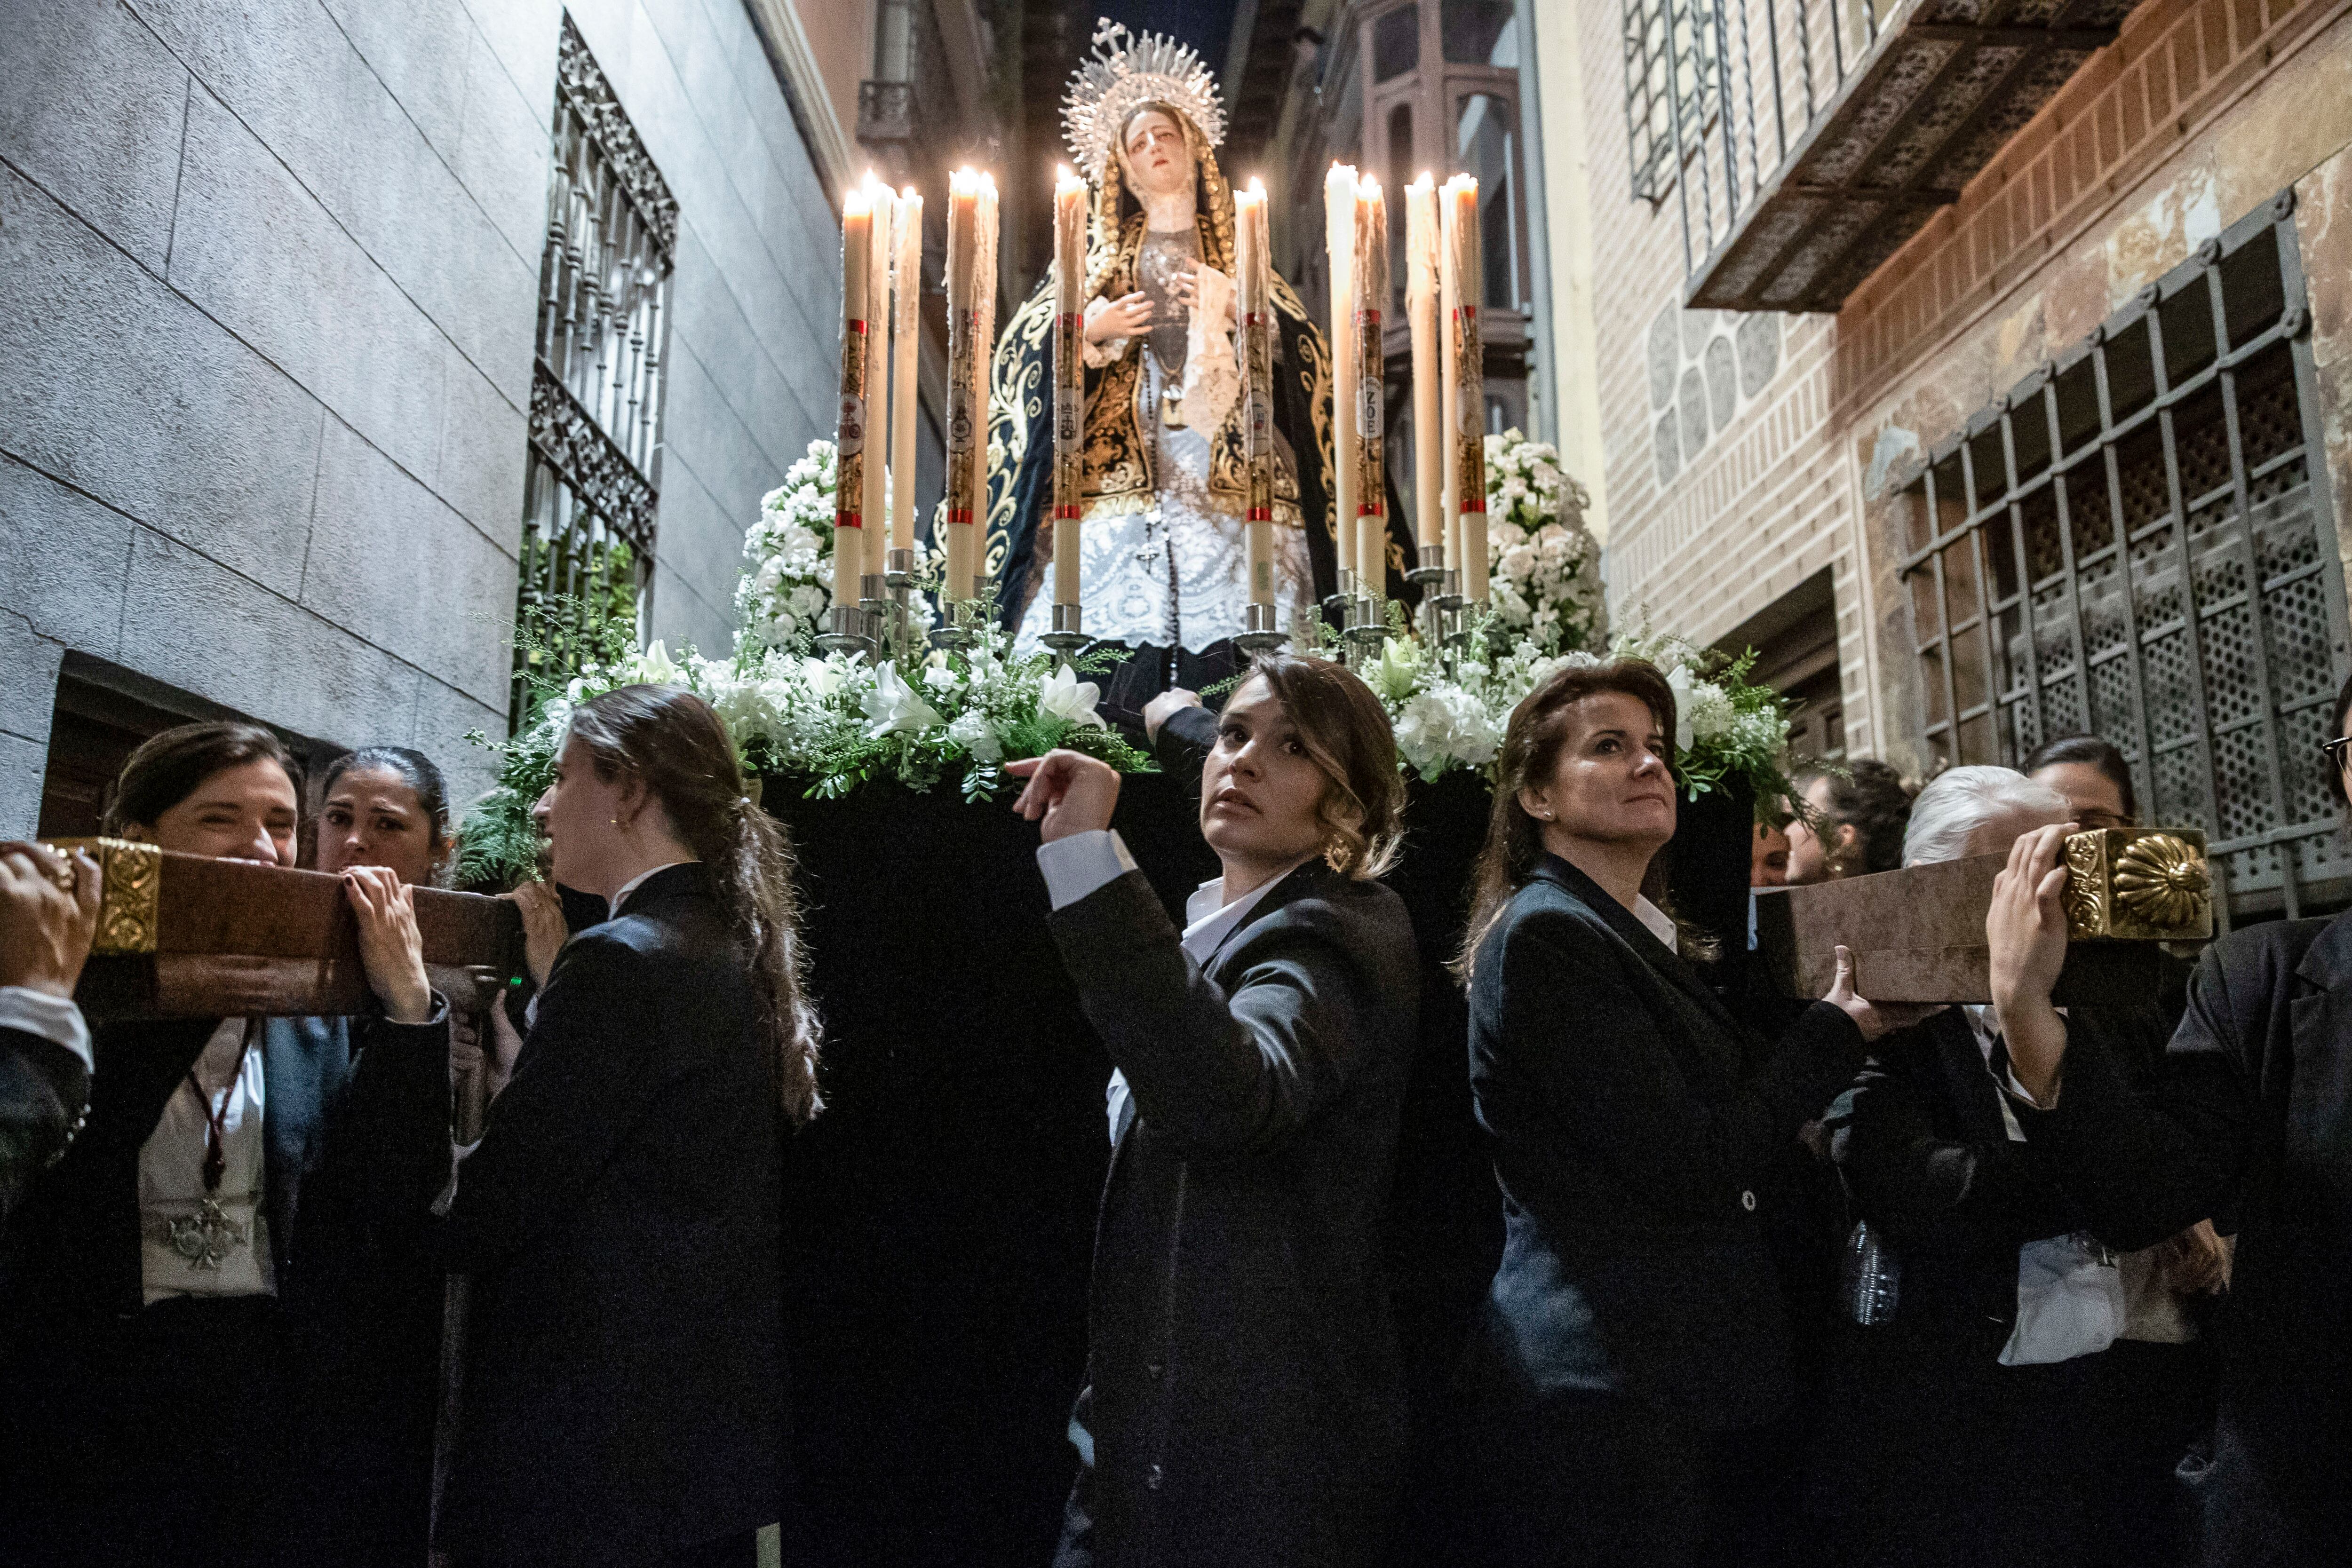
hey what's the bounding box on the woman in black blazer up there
[1454,657,1918,1568]
[0,722,452,1568]
[1007,653,1418,1568]
[436,684,819,1568]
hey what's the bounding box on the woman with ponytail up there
[1454,658,1923,1568]
[435,685,817,1568]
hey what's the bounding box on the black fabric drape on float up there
[770,753,1755,1568]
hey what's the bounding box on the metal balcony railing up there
[1640,0,2139,313]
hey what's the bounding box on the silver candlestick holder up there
[813,591,877,657]
[1406,543,1448,649]
[1347,594,1390,663]
[880,548,917,664]
[1041,602,1088,666]
[1235,601,1286,658]
[1323,567,1354,641]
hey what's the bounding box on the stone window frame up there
[1893,190,2351,920]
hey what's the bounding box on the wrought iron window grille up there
[1893,191,2351,919]
[512,13,676,727]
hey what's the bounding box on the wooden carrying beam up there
[45,838,524,1022]
[1753,828,2214,1006]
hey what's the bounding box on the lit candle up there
[862,174,893,592]
[1445,174,1488,602]
[969,172,1000,605]
[1324,164,1359,590]
[1406,175,1441,557]
[1052,166,1088,613]
[890,186,922,556]
[1354,178,1388,594]
[942,168,978,605]
[1237,178,1274,609]
[836,187,872,578]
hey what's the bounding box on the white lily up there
[638,640,683,685]
[1666,664,1695,753]
[861,660,942,738]
[1039,662,1106,729]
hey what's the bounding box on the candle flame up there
[1247,175,1266,199]
[844,187,871,218]
[1359,175,1383,200]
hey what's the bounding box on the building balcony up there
[1660,0,2141,313]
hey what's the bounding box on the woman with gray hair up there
[1812,766,2223,1568]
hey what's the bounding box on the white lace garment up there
[1019,231,1311,652]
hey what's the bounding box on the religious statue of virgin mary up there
[987,22,1342,660]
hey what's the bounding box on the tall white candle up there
[1445,174,1488,602]
[890,187,922,555]
[835,188,873,572]
[969,172,999,605]
[1354,178,1388,594]
[1237,178,1274,609]
[1406,175,1441,559]
[861,174,892,590]
[1324,164,1359,588]
[1052,166,1088,612]
[942,168,979,603]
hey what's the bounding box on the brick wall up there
[1563,0,2352,774]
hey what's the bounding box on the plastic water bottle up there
[1839,1219,1901,1326]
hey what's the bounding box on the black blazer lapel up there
[2290,914,2352,1163]
[1527,854,1741,1039]
[1200,860,1326,982]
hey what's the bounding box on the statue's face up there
[1121,109,1192,201]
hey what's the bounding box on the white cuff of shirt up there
[1035,829,1137,911]
[0,985,93,1073]
[431,1137,483,1218]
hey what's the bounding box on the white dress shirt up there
[0,985,93,1070]
[140,1017,275,1303]
[1957,1005,2124,1366]
[1631,895,1679,954]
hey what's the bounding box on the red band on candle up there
[946,508,974,525]
[1354,309,1383,328]
[835,510,863,529]
[1247,507,1272,522]
[1459,498,1488,513]
[848,320,868,336]
[1358,503,1383,517]
[1053,504,1082,520]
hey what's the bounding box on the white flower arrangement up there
[735,441,840,653]
[1481,429,1605,658]
[1355,619,1796,808]
[461,623,1147,885]
[735,438,946,653]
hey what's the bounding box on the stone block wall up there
[0,0,843,833]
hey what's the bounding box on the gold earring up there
[1322,836,1353,873]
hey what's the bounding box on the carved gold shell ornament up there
[2059,827,2214,942]
[2112,834,2212,929]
